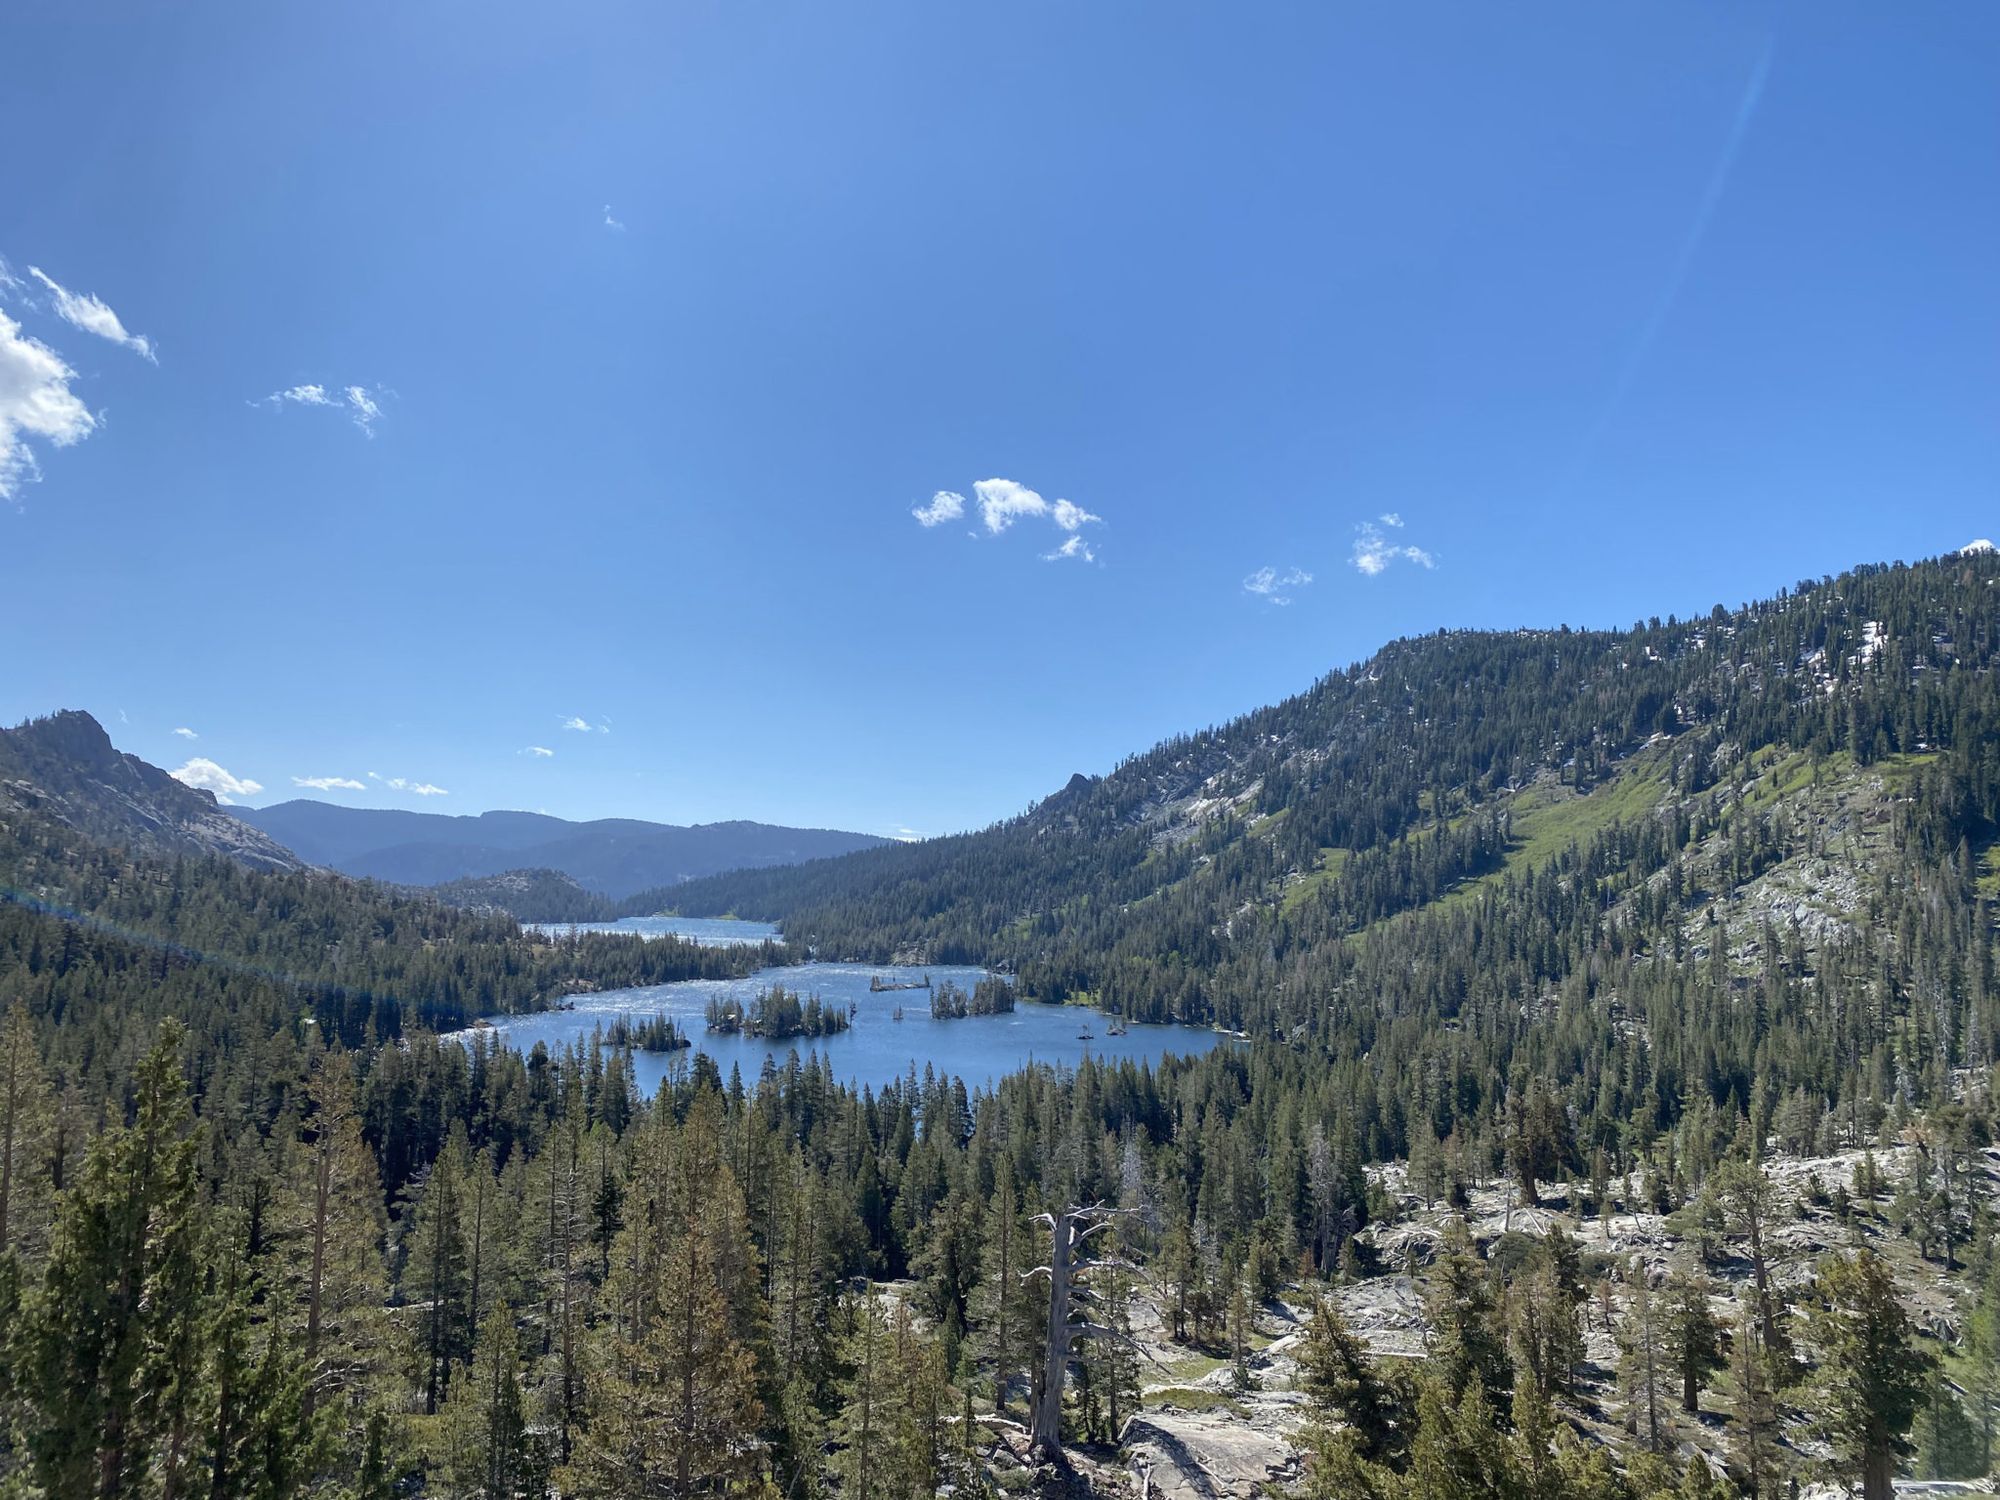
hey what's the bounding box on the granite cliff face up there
[0,710,304,872]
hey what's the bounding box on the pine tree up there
[1426,1218,1510,1403]
[22,1020,201,1500]
[1619,1268,1671,1452]
[201,1230,320,1500]
[567,1092,764,1500]
[1227,1273,1253,1386]
[1712,1157,1789,1363]
[435,1306,532,1500]
[970,1171,1035,1411]
[1083,1250,1141,1443]
[886,1297,950,1500]
[531,1099,591,1465]
[1512,1227,1586,1399]
[406,1130,472,1415]
[1954,1255,2000,1474]
[835,1286,891,1500]
[1726,1305,1784,1500]
[1804,1248,1934,1500]
[1509,1372,1562,1499]
[1659,1258,1726,1415]
[1298,1297,1398,1465]
[0,999,52,1268]
[270,1050,397,1446]
[1402,1374,1514,1500]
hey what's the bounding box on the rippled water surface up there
[477,920,1217,1092]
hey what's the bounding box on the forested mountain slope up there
[0,710,304,872]
[427,866,620,922]
[0,774,789,1054]
[667,552,2000,1031]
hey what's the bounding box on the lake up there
[468,952,1219,1094]
[528,915,783,946]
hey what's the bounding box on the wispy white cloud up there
[259,381,384,435]
[524,745,555,758]
[0,304,97,503]
[1243,565,1313,605]
[603,205,626,232]
[1351,519,1435,577]
[560,716,608,734]
[1050,498,1096,532]
[911,490,964,528]
[366,770,448,796]
[27,267,155,362]
[172,726,198,739]
[171,758,264,801]
[973,478,1101,536]
[292,775,366,792]
[1044,535,1095,563]
[1379,512,1403,528]
[916,476,1105,561]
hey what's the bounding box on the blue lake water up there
[528,915,784,946]
[468,956,1219,1094]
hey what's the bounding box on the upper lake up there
[528,915,784,947]
[479,919,1218,1092]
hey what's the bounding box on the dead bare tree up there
[1024,1203,1145,1462]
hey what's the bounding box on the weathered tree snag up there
[1026,1204,1139,1463]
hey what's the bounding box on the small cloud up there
[560,716,607,734]
[292,775,366,792]
[382,776,448,797]
[973,477,1101,536]
[911,490,964,528]
[603,205,626,231]
[170,758,264,800]
[172,726,198,739]
[26,266,155,362]
[887,826,927,843]
[363,768,447,796]
[917,476,1107,558]
[1050,498,1097,532]
[342,384,380,431]
[0,304,97,503]
[1043,535,1096,563]
[524,745,555,758]
[1379,512,1403,528]
[1243,565,1313,605]
[259,381,384,436]
[1351,518,1436,577]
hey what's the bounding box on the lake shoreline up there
[459,917,1219,1092]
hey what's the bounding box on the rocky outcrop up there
[0,711,304,872]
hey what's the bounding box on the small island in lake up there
[603,1012,690,1053]
[706,985,853,1040]
[869,973,931,992]
[930,975,1016,1020]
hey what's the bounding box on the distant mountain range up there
[0,711,305,872]
[227,800,889,900]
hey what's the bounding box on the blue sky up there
[2,2,1994,837]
